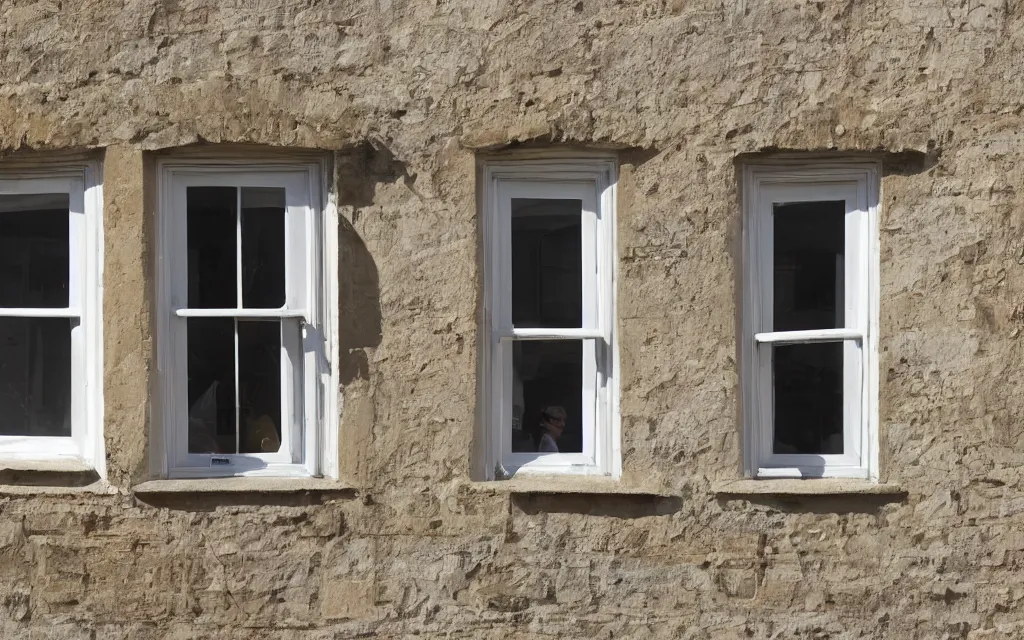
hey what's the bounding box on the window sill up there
[0,481,117,496]
[713,479,905,497]
[132,477,358,496]
[467,476,674,497]
[0,458,100,487]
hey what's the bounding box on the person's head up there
[539,406,567,440]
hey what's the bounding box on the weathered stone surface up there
[0,0,1020,637]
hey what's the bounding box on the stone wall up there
[0,0,1022,637]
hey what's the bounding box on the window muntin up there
[484,160,619,479]
[160,165,326,478]
[743,164,879,480]
[0,170,102,465]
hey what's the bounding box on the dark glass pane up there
[0,317,71,437]
[237,321,282,454]
[772,342,843,455]
[241,187,286,309]
[773,201,845,331]
[510,340,582,454]
[511,198,582,328]
[187,187,237,309]
[187,318,235,454]
[0,194,70,308]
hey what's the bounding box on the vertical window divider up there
[234,187,243,456]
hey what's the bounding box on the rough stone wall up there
[0,0,1021,638]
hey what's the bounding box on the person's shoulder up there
[538,433,558,452]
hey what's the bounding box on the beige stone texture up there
[0,0,1020,637]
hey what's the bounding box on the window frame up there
[741,159,881,480]
[481,156,620,479]
[155,159,337,479]
[0,162,104,470]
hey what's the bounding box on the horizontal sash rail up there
[754,328,863,345]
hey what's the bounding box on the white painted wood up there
[741,160,880,481]
[0,166,103,472]
[500,328,606,341]
[157,161,335,479]
[0,308,83,318]
[754,328,863,344]
[174,308,308,319]
[481,157,619,480]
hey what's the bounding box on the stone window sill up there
[713,478,906,497]
[0,458,101,488]
[466,476,674,497]
[0,481,117,496]
[132,477,358,496]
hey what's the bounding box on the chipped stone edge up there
[0,481,118,496]
[712,479,906,497]
[132,477,359,495]
[0,458,97,474]
[465,477,675,497]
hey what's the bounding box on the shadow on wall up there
[336,141,412,384]
[512,493,683,519]
[338,216,381,384]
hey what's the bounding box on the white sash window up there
[482,157,620,479]
[742,161,880,480]
[157,161,336,479]
[0,164,103,469]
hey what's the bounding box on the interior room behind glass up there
[185,186,287,456]
[771,200,845,455]
[0,194,72,437]
[509,197,584,454]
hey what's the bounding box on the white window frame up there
[156,159,338,479]
[741,159,880,480]
[481,156,620,479]
[0,163,104,470]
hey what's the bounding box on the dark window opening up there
[772,342,844,455]
[773,200,845,332]
[0,318,72,437]
[511,198,582,329]
[511,340,583,454]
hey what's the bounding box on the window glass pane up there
[772,342,843,455]
[511,340,583,454]
[237,320,282,454]
[0,317,71,437]
[187,187,237,309]
[511,198,582,329]
[187,318,235,454]
[0,194,70,308]
[773,201,845,331]
[241,187,286,309]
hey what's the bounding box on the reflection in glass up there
[187,187,237,309]
[773,201,845,331]
[186,318,235,453]
[0,318,71,437]
[510,340,582,453]
[772,342,844,455]
[241,188,286,309]
[238,321,282,453]
[511,198,582,329]
[0,194,70,308]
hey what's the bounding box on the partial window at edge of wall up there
[155,159,338,480]
[481,156,621,480]
[741,159,880,481]
[0,162,104,471]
